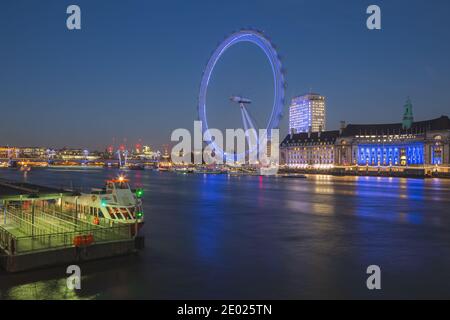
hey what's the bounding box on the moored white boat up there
[62,176,144,231]
[257,165,279,176]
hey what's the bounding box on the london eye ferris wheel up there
[198,29,286,162]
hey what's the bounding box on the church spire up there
[402,97,414,130]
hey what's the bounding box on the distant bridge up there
[0,158,159,165]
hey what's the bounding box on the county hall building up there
[281,99,450,171]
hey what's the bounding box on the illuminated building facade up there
[135,145,161,160]
[289,93,326,134]
[356,142,424,166]
[18,147,46,158]
[0,147,16,158]
[282,112,450,169]
[280,131,338,168]
[336,115,450,167]
[0,147,45,158]
[54,148,100,161]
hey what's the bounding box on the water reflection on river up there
[1,168,450,299]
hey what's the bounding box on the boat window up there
[121,208,131,219]
[106,207,116,219]
[115,182,129,190]
[98,209,104,218]
[114,208,124,219]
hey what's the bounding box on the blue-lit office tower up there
[289,93,326,133]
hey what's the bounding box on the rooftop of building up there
[281,115,450,146]
[291,93,325,102]
[281,130,340,145]
[341,115,450,136]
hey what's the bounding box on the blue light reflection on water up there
[1,168,450,299]
[196,174,224,261]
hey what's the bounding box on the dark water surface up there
[1,168,450,299]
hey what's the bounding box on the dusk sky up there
[1,0,449,151]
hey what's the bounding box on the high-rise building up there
[289,93,326,133]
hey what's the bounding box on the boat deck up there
[0,179,139,272]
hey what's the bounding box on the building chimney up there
[308,126,312,138]
[290,128,295,139]
[318,125,322,138]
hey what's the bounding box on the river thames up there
[1,168,450,299]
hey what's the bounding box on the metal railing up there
[0,227,15,254]
[40,206,115,229]
[3,208,52,237]
[0,206,133,255]
[12,224,132,254]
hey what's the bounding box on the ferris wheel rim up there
[198,29,285,160]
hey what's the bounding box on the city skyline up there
[1,0,450,150]
[2,1,450,302]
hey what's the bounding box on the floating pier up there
[0,179,141,272]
